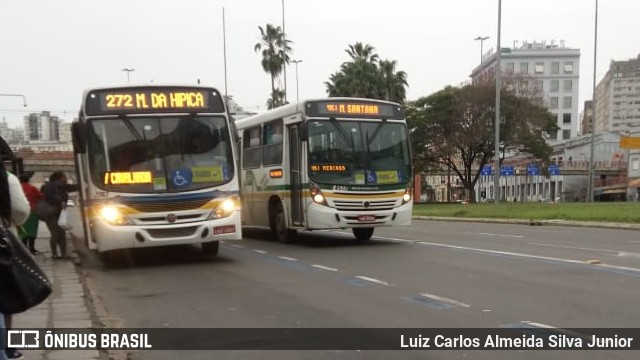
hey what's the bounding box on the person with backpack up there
[1,165,31,360]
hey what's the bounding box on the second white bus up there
[235,98,413,243]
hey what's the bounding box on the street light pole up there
[0,93,27,107]
[494,0,502,204]
[281,0,288,103]
[291,59,302,103]
[474,36,490,65]
[121,68,135,83]
[587,0,599,202]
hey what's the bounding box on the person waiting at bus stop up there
[41,171,79,260]
[18,171,43,254]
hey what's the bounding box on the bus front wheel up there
[272,202,294,243]
[202,241,220,256]
[353,227,374,242]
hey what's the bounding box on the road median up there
[413,215,640,231]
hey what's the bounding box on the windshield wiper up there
[328,117,355,150]
[366,118,387,146]
[119,115,144,142]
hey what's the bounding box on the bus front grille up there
[331,199,398,211]
[125,199,211,212]
[146,226,198,239]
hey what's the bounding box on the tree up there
[325,42,408,103]
[266,89,286,109]
[254,24,292,107]
[378,59,408,102]
[407,84,558,202]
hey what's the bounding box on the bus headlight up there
[209,196,239,219]
[402,184,412,204]
[310,184,327,205]
[99,206,132,226]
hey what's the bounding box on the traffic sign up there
[620,136,640,149]
[527,165,540,176]
[481,165,492,176]
[548,165,560,176]
[500,166,514,176]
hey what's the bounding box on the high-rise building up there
[581,100,594,135]
[23,111,60,141]
[594,54,640,134]
[470,41,581,143]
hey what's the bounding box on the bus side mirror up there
[299,123,308,141]
[71,122,86,154]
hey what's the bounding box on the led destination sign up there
[103,171,153,185]
[102,91,207,111]
[306,100,404,119]
[310,164,347,172]
[84,86,226,116]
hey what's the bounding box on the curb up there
[412,216,640,231]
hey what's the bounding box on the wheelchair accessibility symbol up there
[366,171,377,184]
[171,168,192,188]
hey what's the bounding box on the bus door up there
[71,122,96,249]
[288,124,303,225]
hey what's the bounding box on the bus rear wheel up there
[353,227,374,242]
[202,241,220,256]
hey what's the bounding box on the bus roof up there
[234,97,403,131]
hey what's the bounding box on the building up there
[24,111,60,141]
[470,40,581,142]
[594,54,640,134]
[581,100,594,135]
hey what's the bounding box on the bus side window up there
[243,126,262,168]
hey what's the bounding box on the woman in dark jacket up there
[41,171,78,259]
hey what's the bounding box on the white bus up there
[235,98,413,243]
[71,85,241,260]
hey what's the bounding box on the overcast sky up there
[0,0,638,127]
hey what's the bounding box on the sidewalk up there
[11,224,101,360]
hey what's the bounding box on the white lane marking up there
[312,264,339,272]
[629,240,640,244]
[278,256,298,262]
[355,276,389,286]
[420,293,471,308]
[618,251,640,258]
[529,242,617,254]
[477,232,524,238]
[415,241,640,274]
[519,321,591,340]
[253,249,267,254]
[521,321,556,328]
[229,244,245,248]
[373,236,416,243]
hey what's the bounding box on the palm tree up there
[267,89,286,109]
[378,59,408,103]
[326,43,408,103]
[254,24,292,105]
[345,42,379,63]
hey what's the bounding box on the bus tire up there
[202,241,220,256]
[273,202,294,243]
[353,227,374,242]
[99,250,127,268]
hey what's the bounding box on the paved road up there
[68,210,640,360]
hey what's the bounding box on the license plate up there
[214,225,236,235]
[357,215,375,222]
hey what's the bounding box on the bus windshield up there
[307,119,411,186]
[88,115,234,193]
